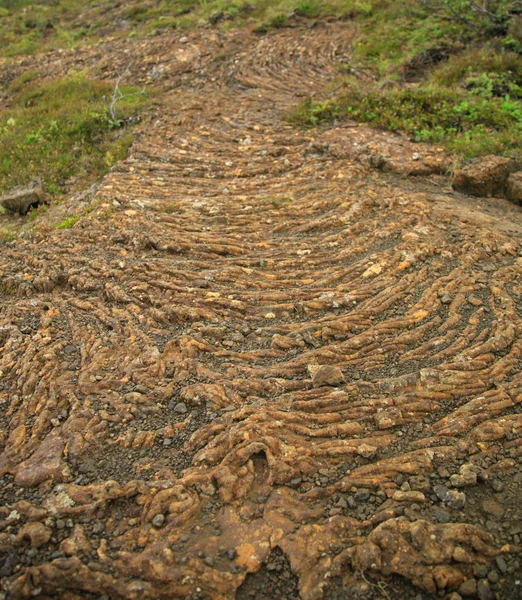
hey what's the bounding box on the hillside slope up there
[1,15,522,600]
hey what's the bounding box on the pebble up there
[174,402,188,414]
[92,522,105,534]
[152,514,165,528]
[392,490,426,503]
[481,499,504,518]
[227,548,237,560]
[354,489,370,502]
[491,479,504,492]
[434,485,466,509]
[473,565,488,578]
[487,570,499,584]
[432,506,450,523]
[459,579,477,597]
[494,556,507,574]
[477,579,493,600]
[309,364,345,388]
[449,464,478,487]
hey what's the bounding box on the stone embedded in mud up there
[308,364,345,388]
[506,171,522,204]
[452,155,518,198]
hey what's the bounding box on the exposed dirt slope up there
[1,23,522,600]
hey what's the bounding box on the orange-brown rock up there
[0,19,521,600]
[453,155,518,198]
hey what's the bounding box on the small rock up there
[392,490,426,503]
[477,578,493,600]
[174,402,188,414]
[487,570,499,584]
[494,556,507,574]
[506,171,522,204]
[227,548,237,560]
[204,556,214,566]
[434,485,449,502]
[308,364,345,388]
[491,479,504,493]
[453,155,518,198]
[357,444,377,458]
[459,579,477,596]
[0,177,43,215]
[481,499,504,518]
[91,522,105,534]
[473,565,488,578]
[354,489,370,502]
[446,490,466,509]
[152,514,165,528]
[450,464,478,488]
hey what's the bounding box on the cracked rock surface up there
[1,22,522,600]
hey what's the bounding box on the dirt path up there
[1,22,522,600]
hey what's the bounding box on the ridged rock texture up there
[1,23,522,600]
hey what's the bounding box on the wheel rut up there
[1,22,522,600]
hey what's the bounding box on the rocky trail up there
[1,21,522,600]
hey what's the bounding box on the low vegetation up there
[288,0,522,161]
[0,71,149,202]
[1,0,520,207]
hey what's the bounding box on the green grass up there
[0,0,436,57]
[0,228,17,243]
[0,72,150,202]
[286,0,522,161]
[56,215,80,229]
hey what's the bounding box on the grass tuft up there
[0,72,150,203]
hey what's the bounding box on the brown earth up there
[1,21,522,600]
